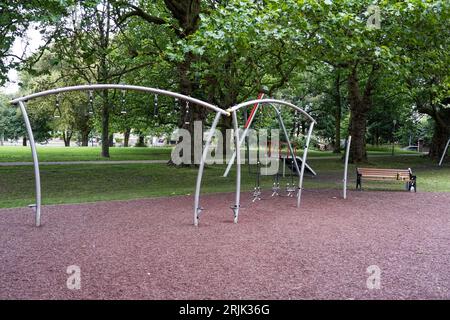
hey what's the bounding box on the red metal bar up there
[244,92,264,129]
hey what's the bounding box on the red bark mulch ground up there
[0,189,449,299]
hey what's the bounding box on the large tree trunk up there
[333,70,342,153]
[62,130,72,147]
[116,0,202,165]
[217,72,238,163]
[22,137,27,146]
[428,109,450,159]
[99,1,111,158]
[124,127,131,147]
[178,91,205,164]
[166,1,203,165]
[348,110,368,162]
[135,134,146,147]
[347,65,377,163]
[374,128,380,146]
[80,128,90,146]
[101,91,110,157]
[108,133,114,147]
[117,1,203,165]
[178,52,201,164]
[219,109,233,162]
[300,120,306,136]
[416,95,450,159]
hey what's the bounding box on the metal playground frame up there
[222,99,317,226]
[10,84,316,227]
[438,138,450,167]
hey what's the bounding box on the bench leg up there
[412,176,417,192]
[356,174,362,190]
[409,176,417,192]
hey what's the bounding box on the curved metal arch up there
[10,84,229,116]
[9,84,229,227]
[227,98,316,124]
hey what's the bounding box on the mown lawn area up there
[0,154,448,208]
[0,146,172,162]
[0,145,419,162]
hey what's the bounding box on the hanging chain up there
[54,94,61,118]
[120,89,127,114]
[88,90,94,115]
[153,94,158,117]
[185,101,190,125]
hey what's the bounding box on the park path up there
[0,153,423,166]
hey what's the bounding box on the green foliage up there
[0,0,71,84]
[4,0,449,156]
[0,95,21,140]
[0,93,51,143]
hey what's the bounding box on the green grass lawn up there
[0,145,418,162]
[0,146,172,162]
[0,154,448,208]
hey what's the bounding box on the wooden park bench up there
[356,168,417,192]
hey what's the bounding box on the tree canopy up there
[1,0,448,162]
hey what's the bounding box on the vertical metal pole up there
[297,121,315,208]
[18,101,41,226]
[438,138,450,167]
[232,111,241,223]
[343,136,352,199]
[193,112,222,226]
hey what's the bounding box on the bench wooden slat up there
[363,176,411,181]
[357,168,410,172]
[358,171,410,174]
[360,170,410,172]
[358,174,410,176]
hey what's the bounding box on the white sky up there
[1,27,44,95]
